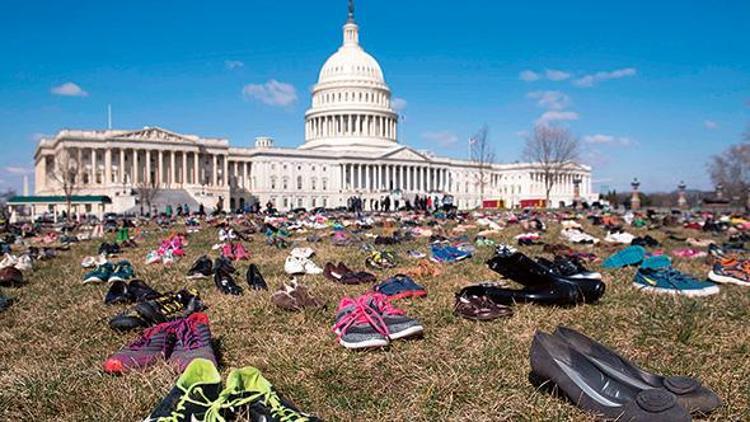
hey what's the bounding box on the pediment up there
[116,127,195,143]
[378,147,432,162]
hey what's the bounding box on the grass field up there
[1,217,749,421]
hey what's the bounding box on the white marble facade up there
[32,5,594,214]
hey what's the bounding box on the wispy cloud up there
[545,69,571,81]
[526,90,570,110]
[573,68,637,87]
[4,166,32,175]
[51,82,88,97]
[583,134,633,146]
[536,111,579,125]
[519,70,540,82]
[225,60,244,70]
[422,131,459,148]
[704,120,718,130]
[30,133,52,142]
[242,80,298,107]
[391,97,407,112]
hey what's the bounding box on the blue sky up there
[1,0,748,193]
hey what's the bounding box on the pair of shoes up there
[0,266,24,287]
[0,254,32,272]
[634,267,719,297]
[708,258,750,286]
[454,284,513,321]
[484,245,605,306]
[221,242,250,261]
[83,260,135,283]
[323,262,376,285]
[271,279,325,311]
[144,358,320,421]
[213,256,244,295]
[430,244,471,263]
[374,275,427,300]
[98,242,121,256]
[105,279,161,305]
[80,254,107,268]
[284,256,323,275]
[109,288,205,331]
[530,326,721,420]
[632,235,660,247]
[333,292,423,349]
[103,312,216,374]
[601,245,647,269]
[365,250,397,270]
[402,260,442,279]
[187,255,213,279]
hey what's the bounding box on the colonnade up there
[340,162,450,193]
[306,114,397,140]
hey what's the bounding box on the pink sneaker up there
[332,295,390,349]
[368,293,424,341]
[233,243,250,261]
[672,248,708,259]
[221,243,235,260]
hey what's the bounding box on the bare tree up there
[50,149,80,220]
[707,142,750,203]
[136,179,161,216]
[470,124,495,204]
[523,125,580,207]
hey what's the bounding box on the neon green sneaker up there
[209,366,320,422]
[145,358,222,421]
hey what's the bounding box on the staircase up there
[124,189,201,214]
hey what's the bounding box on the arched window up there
[322,178,328,191]
[297,176,303,190]
[311,177,317,190]
[270,176,277,190]
[282,177,288,190]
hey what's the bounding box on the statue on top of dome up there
[348,0,355,22]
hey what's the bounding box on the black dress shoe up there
[128,279,161,302]
[105,280,130,305]
[530,331,692,421]
[214,266,243,296]
[459,281,580,307]
[246,264,268,290]
[554,326,721,415]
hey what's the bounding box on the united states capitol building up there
[28,3,593,217]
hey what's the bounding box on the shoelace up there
[332,295,390,340]
[158,386,216,422]
[204,387,310,422]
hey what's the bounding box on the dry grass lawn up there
[1,217,749,421]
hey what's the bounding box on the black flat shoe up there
[459,281,580,307]
[246,263,268,290]
[554,326,721,415]
[530,331,692,421]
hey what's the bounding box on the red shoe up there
[169,312,217,371]
[103,320,175,374]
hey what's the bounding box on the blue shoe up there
[374,275,427,300]
[602,246,646,269]
[430,244,452,263]
[83,262,114,284]
[633,267,720,297]
[110,260,135,282]
[640,255,672,270]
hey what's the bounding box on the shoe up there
[291,247,314,259]
[550,256,602,280]
[605,231,636,244]
[374,275,427,300]
[143,358,222,422]
[365,251,397,270]
[214,261,243,296]
[553,326,721,415]
[233,243,250,261]
[301,258,323,275]
[271,283,303,312]
[406,250,426,259]
[83,262,113,284]
[602,245,647,269]
[0,266,24,287]
[632,235,660,247]
[170,312,217,371]
[634,267,719,297]
[708,258,750,286]
[81,254,106,268]
[103,321,174,374]
[109,260,135,283]
[0,289,14,312]
[368,293,423,341]
[453,290,513,321]
[221,243,235,260]
[288,279,325,309]
[332,295,390,349]
[530,331,692,421]
[246,264,268,290]
[187,255,213,279]
[109,288,204,331]
[128,279,162,302]
[105,280,130,305]
[672,248,707,259]
[284,256,306,275]
[213,365,321,421]
[145,251,162,265]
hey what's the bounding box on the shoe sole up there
[83,277,105,284]
[632,282,720,297]
[388,324,424,340]
[339,337,389,349]
[707,271,750,287]
[186,274,209,280]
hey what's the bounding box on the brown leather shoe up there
[0,266,24,287]
[454,294,513,321]
[289,280,326,309]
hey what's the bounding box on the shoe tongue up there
[664,376,700,394]
[635,389,677,413]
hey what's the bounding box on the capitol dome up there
[301,2,399,152]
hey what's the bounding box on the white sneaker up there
[284,256,305,275]
[15,255,33,272]
[146,251,162,265]
[605,231,635,244]
[291,247,314,259]
[81,256,96,268]
[302,258,323,275]
[0,254,17,269]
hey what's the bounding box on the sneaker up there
[128,279,161,302]
[143,358,222,422]
[105,280,130,305]
[284,256,306,275]
[109,288,204,331]
[187,255,213,279]
[145,251,162,265]
[369,293,424,341]
[602,245,647,269]
[708,258,750,286]
[373,275,427,300]
[170,312,217,371]
[109,260,135,283]
[246,264,268,290]
[291,247,314,259]
[605,231,636,244]
[634,267,720,297]
[103,321,174,374]
[302,258,323,275]
[15,254,33,272]
[271,280,324,311]
[539,256,602,280]
[453,292,513,321]
[332,295,390,349]
[214,261,243,296]
[83,262,113,284]
[233,243,250,261]
[221,243,235,260]
[365,251,397,270]
[214,365,321,421]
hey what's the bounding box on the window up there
[270,176,277,190]
[283,198,288,208]
[282,177,288,190]
[322,198,328,208]
[312,198,317,208]
[322,178,328,191]
[297,176,303,190]
[311,178,317,190]
[271,164,276,171]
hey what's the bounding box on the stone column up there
[170,151,176,188]
[145,150,152,185]
[104,148,112,185]
[630,178,641,210]
[400,165,405,190]
[91,148,97,184]
[157,150,164,188]
[223,155,229,187]
[193,152,199,185]
[212,154,218,186]
[133,150,139,185]
[77,148,83,184]
[182,152,188,186]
